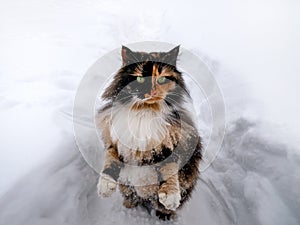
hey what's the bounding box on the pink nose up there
[150,90,156,96]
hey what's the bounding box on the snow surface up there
[0,0,300,224]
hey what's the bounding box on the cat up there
[96,45,202,220]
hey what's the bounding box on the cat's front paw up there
[97,174,117,198]
[158,190,181,210]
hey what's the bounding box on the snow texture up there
[0,0,300,225]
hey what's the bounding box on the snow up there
[0,0,300,224]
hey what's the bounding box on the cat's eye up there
[137,76,145,83]
[157,76,167,84]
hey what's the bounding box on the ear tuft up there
[163,45,180,66]
[121,46,137,66]
[169,45,180,58]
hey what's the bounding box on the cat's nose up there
[150,90,156,96]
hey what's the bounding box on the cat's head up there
[102,46,189,110]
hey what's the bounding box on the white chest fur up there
[109,104,169,160]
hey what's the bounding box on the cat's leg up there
[119,184,139,208]
[97,146,121,198]
[139,193,175,220]
[155,210,175,221]
[149,194,176,220]
[157,132,202,211]
[157,162,181,211]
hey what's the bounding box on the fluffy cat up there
[96,45,202,220]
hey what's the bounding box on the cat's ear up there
[163,45,180,66]
[121,46,138,66]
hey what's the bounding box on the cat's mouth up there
[131,96,162,111]
[143,94,163,104]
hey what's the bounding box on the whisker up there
[115,95,132,102]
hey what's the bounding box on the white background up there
[0,0,299,224]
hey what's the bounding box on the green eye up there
[157,76,167,84]
[137,76,145,83]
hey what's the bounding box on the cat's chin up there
[131,100,162,111]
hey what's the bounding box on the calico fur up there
[96,45,202,220]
